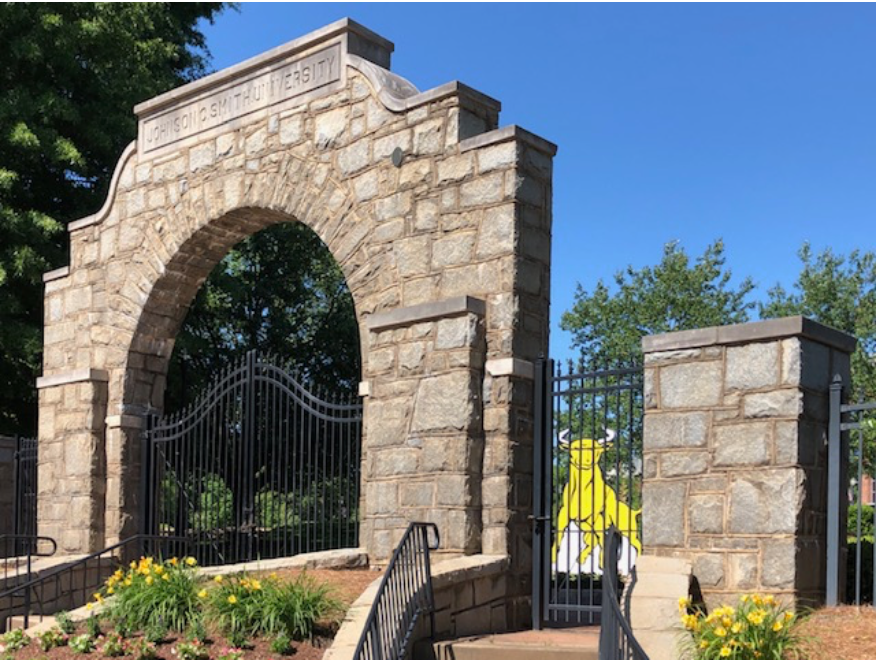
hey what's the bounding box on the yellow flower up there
[699,640,709,650]
[145,576,154,586]
[722,616,732,628]
[714,627,727,637]
[198,589,208,599]
[772,621,783,632]
[764,595,776,606]
[747,610,766,626]
[740,594,750,603]
[86,602,94,610]
[214,575,224,584]
[731,622,743,634]
[169,557,179,566]
[720,646,731,657]
[251,580,262,591]
[107,587,115,595]
[130,561,137,569]
[227,595,237,604]
[124,578,132,587]
[185,557,197,566]
[783,611,794,623]
[681,614,698,630]
[163,574,171,581]
[678,596,690,611]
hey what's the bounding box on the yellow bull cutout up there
[552,429,642,576]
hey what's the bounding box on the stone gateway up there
[37,18,554,626]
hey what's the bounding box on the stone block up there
[644,412,709,449]
[693,553,725,588]
[400,483,434,507]
[728,470,801,534]
[761,538,795,588]
[279,115,303,145]
[728,553,758,589]
[743,388,803,419]
[337,138,371,175]
[437,154,474,184]
[476,204,516,259]
[395,236,431,277]
[314,107,348,148]
[365,397,409,447]
[460,173,504,207]
[412,372,476,432]
[436,315,479,350]
[662,451,709,477]
[689,494,723,534]
[713,422,771,467]
[659,361,722,408]
[432,232,476,269]
[189,142,215,171]
[477,142,517,173]
[373,448,419,477]
[725,342,779,391]
[643,481,686,546]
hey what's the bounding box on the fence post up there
[826,375,843,606]
[532,358,545,631]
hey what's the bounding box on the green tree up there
[0,3,230,436]
[561,239,756,368]
[165,223,361,412]
[760,243,876,400]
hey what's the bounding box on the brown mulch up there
[6,568,381,660]
[798,606,876,660]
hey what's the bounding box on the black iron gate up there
[533,359,644,629]
[13,436,38,540]
[142,351,362,566]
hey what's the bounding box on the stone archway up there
[36,19,556,601]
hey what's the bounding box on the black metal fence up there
[142,351,362,566]
[533,359,644,628]
[13,437,38,541]
[354,522,439,660]
[827,375,876,606]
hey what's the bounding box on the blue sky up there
[199,3,876,361]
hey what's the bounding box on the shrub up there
[679,593,804,659]
[98,631,126,657]
[208,572,338,640]
[69,633,96,654]
[144,622,168,645]
[99,556,201,632]
[270,633,294,655]
[38,627,68,652]
[174,638,209,660]
[0,629,30,653]
[54,610,76,634]
[86,613,102,638]
[125,638,159,660]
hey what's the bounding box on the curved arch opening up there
[119,208,364,564]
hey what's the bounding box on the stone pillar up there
[36,369,109,553]
[641,316,855,606]
[361,297,486,560]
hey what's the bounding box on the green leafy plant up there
[69,633,96,654]
[38,627,67,652]
[270,633,294,655]
[218,647,245,660]
[0,629,30,652]
[174,638,209,660]
[86,613,102,638]
[101,556,202,632]
[125,638,160,660]
[208,572,338,640]
[54,610,76,635]
[144,622,168,645]
[98,631,126,657]
[679,593,805,659]
[185,618,208,643]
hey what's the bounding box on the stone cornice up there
[366,296,486,332]
[642,316,857,354]
[37,368,110,389]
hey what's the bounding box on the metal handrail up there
[599,527,648,660]
[0,534,185,630]
[354,522,440,660]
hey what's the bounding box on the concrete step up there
[416,627,600,660]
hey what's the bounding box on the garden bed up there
[798,605,876,660]
[1,562,380,661]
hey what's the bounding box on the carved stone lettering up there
[140,44,341,153]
